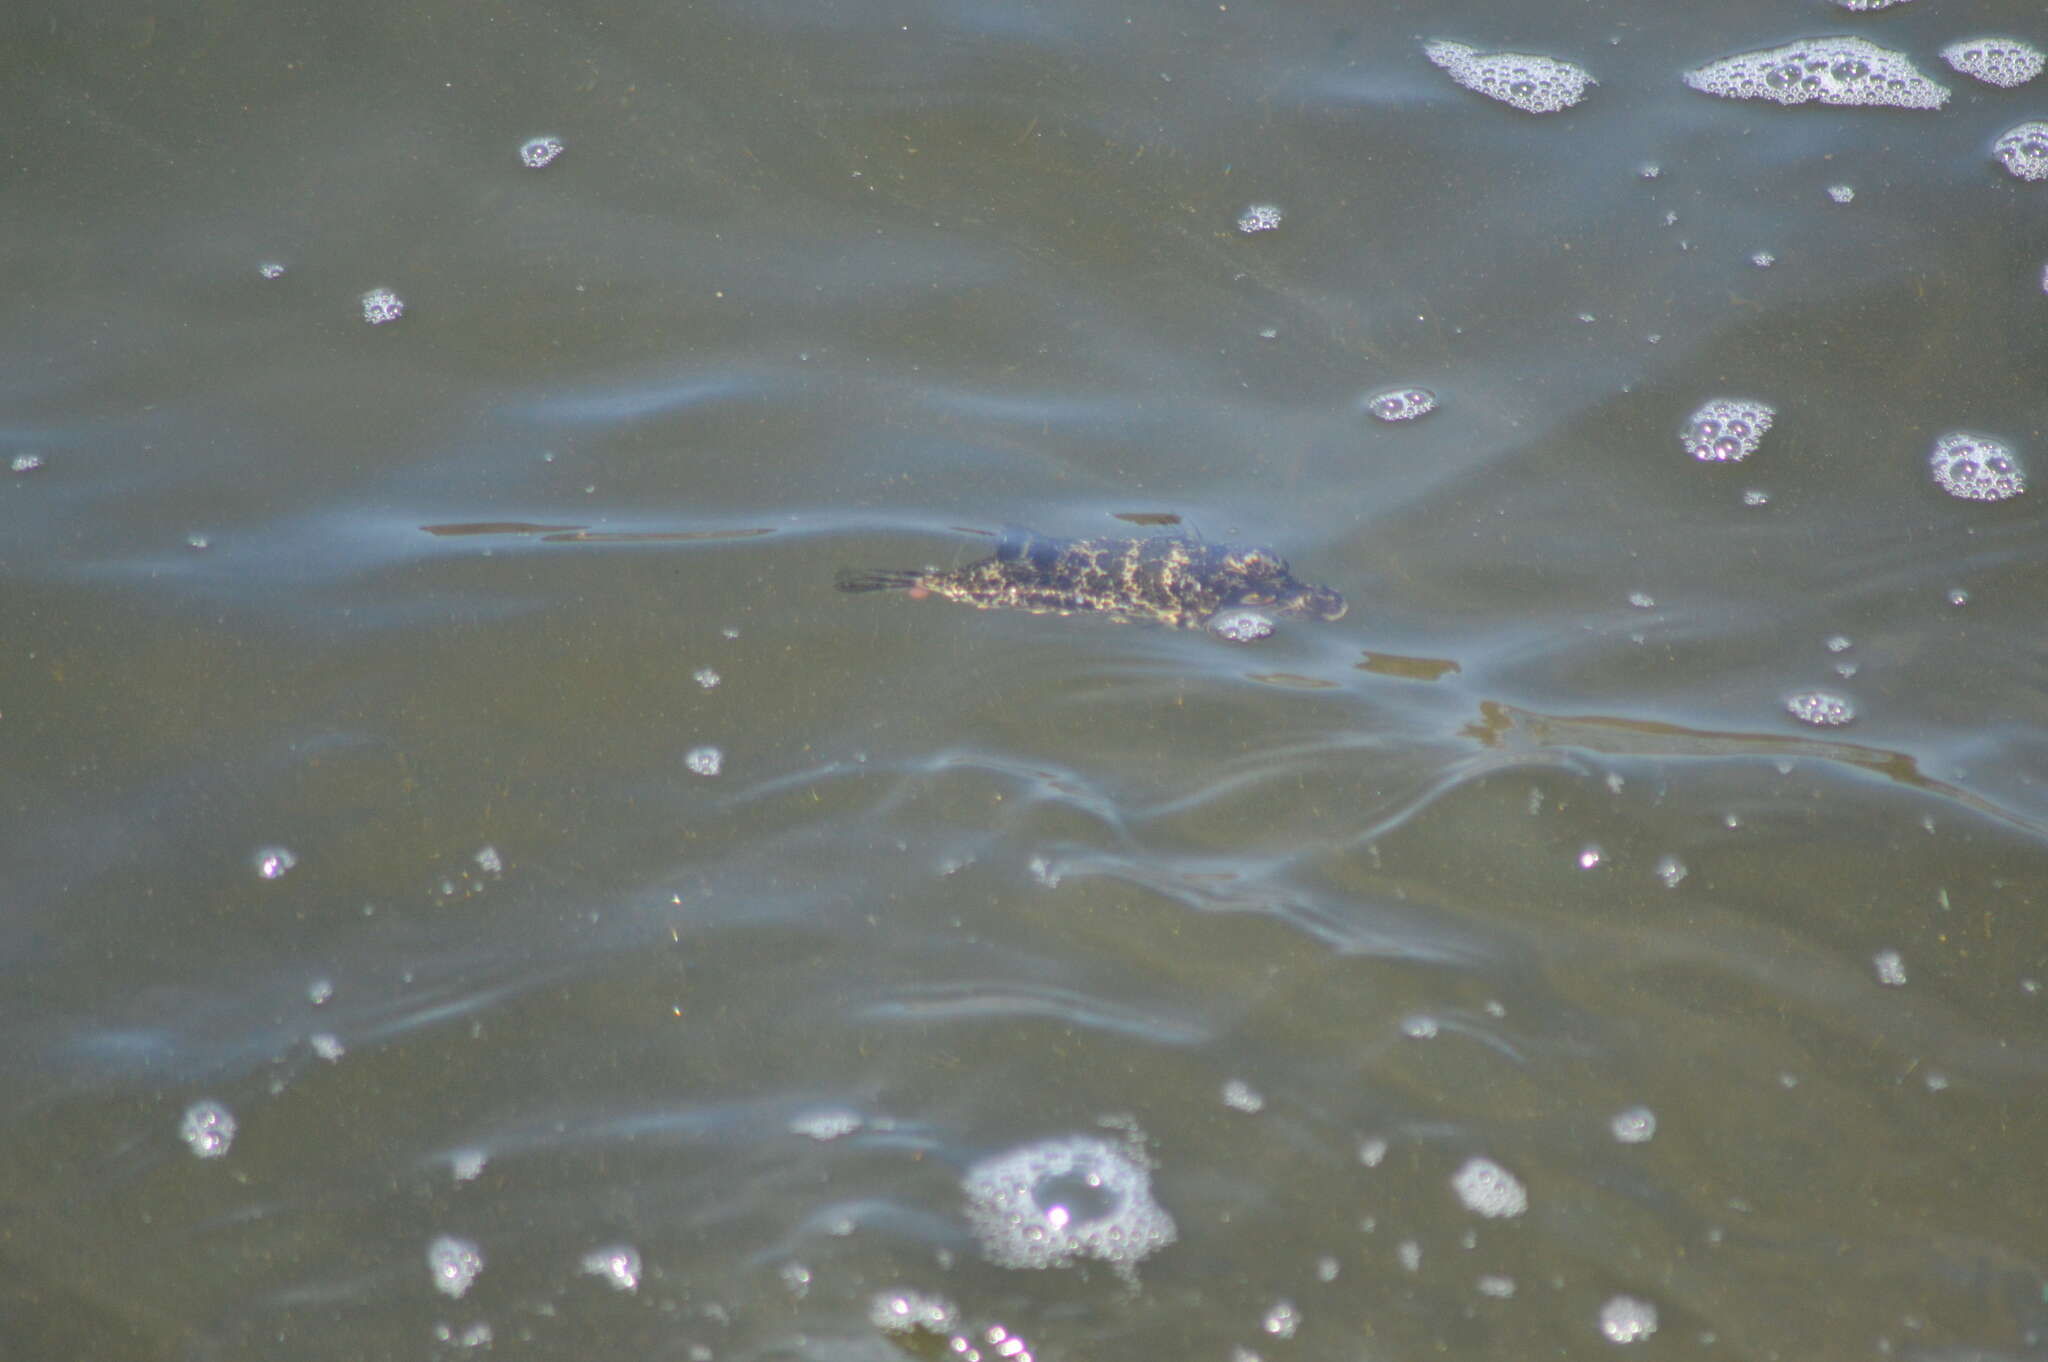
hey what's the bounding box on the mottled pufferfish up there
[835,526,1346,640]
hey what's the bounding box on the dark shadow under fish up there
[836,527,1346,640]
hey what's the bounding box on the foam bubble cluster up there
[1365,386,1438,423]
[580,1244,641,1291]
[1942,38,2044,89]
[1684,38,1948,109]
[869,1290,959,1333]
[252,845,298,879]
[1929,432,2024,501]
[1600,1294,1659,1343]
[427,1235,484,1298]
[519,136,565,168]
[1208,608,1274,643]
[361,288,406,325]
[1450,1156,1527,1218]
[1681,398,1775,463]
[1785,690,1855,727]
[960,1134,1177,1272]
[180,1100,237,1158]
[1992,122,2048,182]
[1423,40,1593,114]
[1237,203,1283,234]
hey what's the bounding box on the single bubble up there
[1873,949,1908,986]
[360,288,405,325]
[1451,1157,1527,1218]
[1750,251,1775,268]
[1929,432,2025,502]
[1577,844,1606,870]
[1400,1014,1440,1039]
[686,745,723,776]
[960,1133,1177,1273]
[1358,1136,1389,1167]
[451,1148,488,1182]
[258,261,286,280]
[1680,398,1774,462]
[1946,587,1970,607]
[1236,203,1284,234]
[1610,1106,1657,1143]
[1599,1294,1659,1343]
[1208,608,1275,643]
[307,977,335,1005]
[1627,591,1655,609]
[1827,184,1855,204]
[310,1033,345,1061]
[253,845,298,880]
[1785,690,1855,727]
[1654,855,1687,889]
[1222,1079,1265,1113]
[1637,162,1660,179]
[693,666,721,689]
[11,453,45,474]
[1364,386,1438,423]
[1478,1274,1517,1298]
[180,1100,237,1158]
[581,1244,641,1291]
[1262,1300,1300,1338]
[474,845,503,875]
[427,1235,485,1298]
[186,532,211,550]
[519,136,565,169]
[780,1262,812,1297]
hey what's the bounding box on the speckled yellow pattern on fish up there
[836,527,1346,635]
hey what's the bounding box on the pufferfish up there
[835,526,1346,641]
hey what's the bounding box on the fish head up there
[1291,583,1349,621]
[1227,578,1347,622]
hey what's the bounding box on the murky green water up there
[4,0,2045,1358]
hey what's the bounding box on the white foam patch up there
[1993,122,2048,182]
[1942,37,2044,89]
[1450,1156,1527,1218]
[1684,37,1947,109]
[961,1134,1177,1273]
[1423,40,1593,114]
[1681,397,1775,463]
[1929,432,2024,501]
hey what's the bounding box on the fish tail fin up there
[834,567,926,594]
